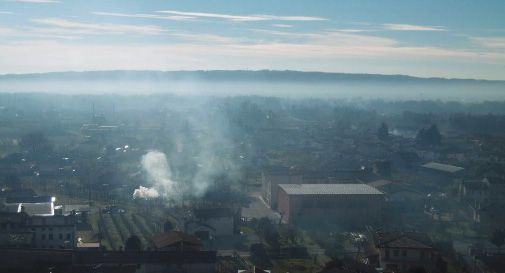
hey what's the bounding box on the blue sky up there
[0,0,504,79]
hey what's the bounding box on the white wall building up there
[0,196,76,249]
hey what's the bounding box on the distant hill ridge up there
[0,70,503,85]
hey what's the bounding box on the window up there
[66,233,71,240]
[49,234,53,240]
[385,249,390,259]
[421,251,425,259]
[393,249,399,256]
[59,233,63,240]
[41,234,45,240]
[402,250,407,257]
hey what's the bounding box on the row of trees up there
[416,124,442,145]
[249,217,302,268]
[252,217,301,249]
[377,122,442,145]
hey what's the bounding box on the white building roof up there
[19,202,54,216]
[278,184,383,195]
[77,242,101,248]
[2,196,55,216]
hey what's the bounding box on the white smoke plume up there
[186,105,241,198]
[132,150,177,200]
[132,186,159,199]
[133,100,242,201]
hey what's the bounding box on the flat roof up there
[422,162,464,173]
[4,196,55,216]
[20,202,54,216]
[63,204,91,213]
[77,242,100,248]
[278,184,383,195]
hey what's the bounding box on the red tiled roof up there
[376,232,433,249]
[151,231,202,249]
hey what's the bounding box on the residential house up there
[151,231,203,251]
[464,177,505,230]
[370,231,436,273]
[186,207,238,239]
[459,180,489,204]
[472,202,505,231]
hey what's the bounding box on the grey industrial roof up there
[278,184,383,195]
[422,162,464,173]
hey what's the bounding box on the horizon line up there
[0,69,504,82]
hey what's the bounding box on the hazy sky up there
[0,0,504,79]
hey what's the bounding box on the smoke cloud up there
[132,150,177,200]
[132,186,160,200]
[133,100,242,202]
[184,103,242,198]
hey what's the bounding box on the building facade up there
[0,212,33,247]
[29,215,76,249]
[261,172,302,209]
[0,196,76,249]
[371,231,436,273]
[277,184,384,225]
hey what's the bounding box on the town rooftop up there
[422,162,464,173]
[278,184,383,195]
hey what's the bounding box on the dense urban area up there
[1,93,505,273]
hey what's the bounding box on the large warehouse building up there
[278,184,384,225]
